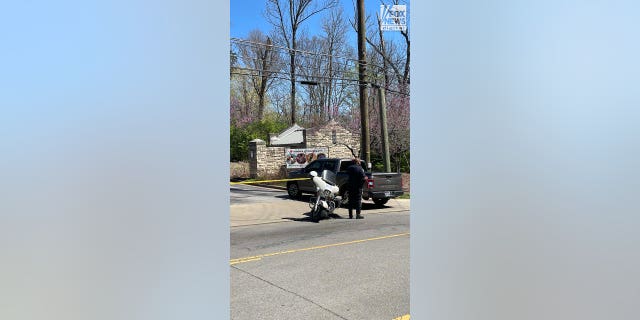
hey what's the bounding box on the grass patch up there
[397,193,410,199]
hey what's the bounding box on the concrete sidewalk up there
[230,198,410,227]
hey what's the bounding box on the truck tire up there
[287,182,301,199]
[372,198,389,207]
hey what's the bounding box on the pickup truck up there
[286,158,404,207]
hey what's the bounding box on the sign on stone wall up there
[285,148,328,168]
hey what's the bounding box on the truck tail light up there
[367,178,374,189]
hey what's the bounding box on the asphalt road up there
[231,206,410,320]
[230,184,291,205]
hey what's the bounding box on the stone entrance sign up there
[285,148,329,169]
[249,120,360,178]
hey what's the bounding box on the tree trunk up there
[242,80,250,119]
[258,89,265,120]
[377,19,390,89]
[327,40,333,121]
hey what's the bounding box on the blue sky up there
[231,0,409,45]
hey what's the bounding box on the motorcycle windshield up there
[321,170,337,185]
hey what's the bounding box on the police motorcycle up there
[308,169,341,221]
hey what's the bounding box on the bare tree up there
[349,0,409,92]
[292,8,357,126]
[265,0,338,125]
[296,35,325,125]
[347,0,410,170]
[266,81,291,122]
[229,71,258,125]
[238,30,281,121]
[321,8,354,121]
[372,0,409,92]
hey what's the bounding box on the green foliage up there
[397,150,410,173]
[230,116,289,162]
[369,150,410,173]
[370,153,385,172]
[230,125,249,162]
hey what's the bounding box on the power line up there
[231,37,389,73]
[233,55,358,77]
[232,37,355,61]
[231,39,408,93]
[231,70,358,87]
[231,68,409,97]
[231,38,410,96]
[231,66,358,82]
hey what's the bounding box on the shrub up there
[230,116,289,162]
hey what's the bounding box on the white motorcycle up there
[308,169,341,221]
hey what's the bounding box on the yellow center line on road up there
[392,314,410,320]
[230,257,262,265]
[230,232,410,265]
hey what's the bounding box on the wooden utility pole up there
[376,85,391,172]
[289,44,297,125]
[357,0,371,168]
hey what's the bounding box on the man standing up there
[346,158,366,219]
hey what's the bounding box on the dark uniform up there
[346,159,366,219]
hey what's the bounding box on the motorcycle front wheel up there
[310,197,321,221]
[310,208,321,222]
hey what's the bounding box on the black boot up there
[356,211,363,219]
[348,210,353,219]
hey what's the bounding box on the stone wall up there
[263,145,286,177]
[305,121,360,159]
[249,139,286,179]
[249,122,360,179]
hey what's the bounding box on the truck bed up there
[365,172,404,199]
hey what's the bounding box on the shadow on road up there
[282,212,346,223]
[282,195,390,211]
[360,203,390,210]
[275,194,304,200]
